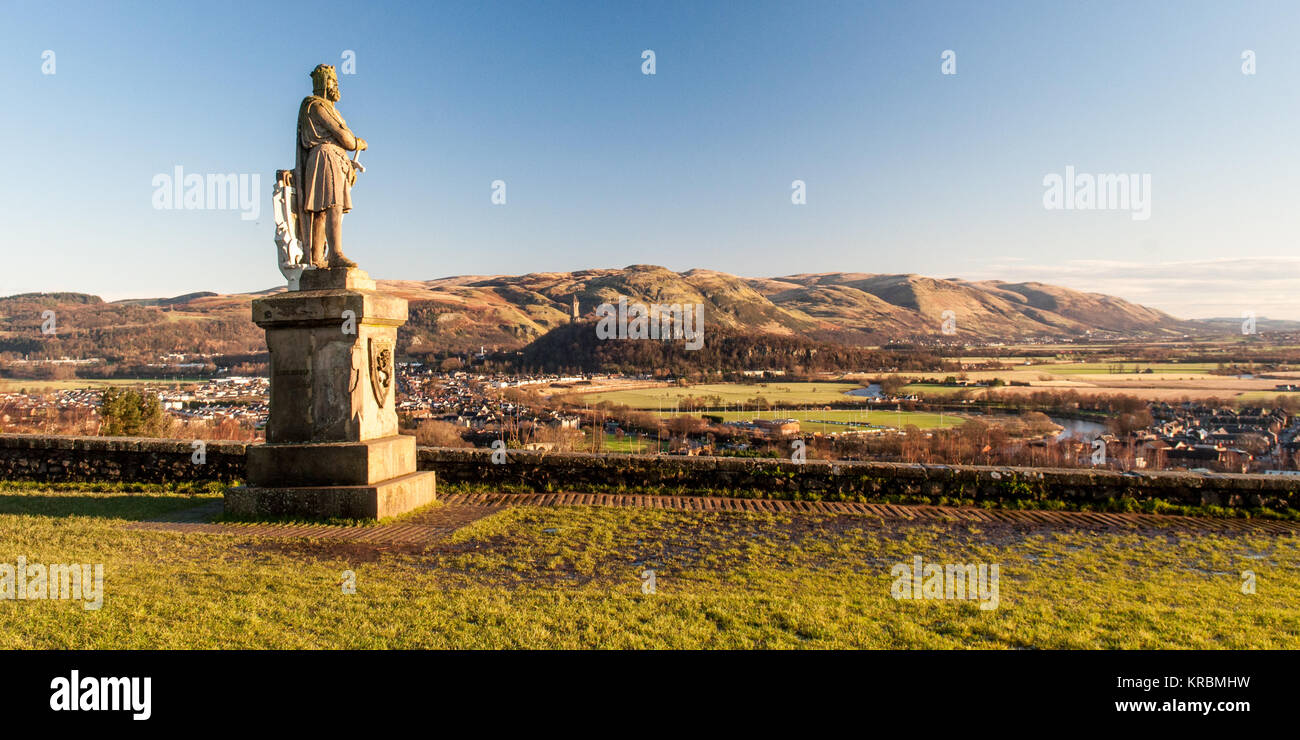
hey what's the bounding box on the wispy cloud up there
[963,257,1300,321]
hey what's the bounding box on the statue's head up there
[310,64,340,102]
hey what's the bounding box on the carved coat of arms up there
[368,338,394,407]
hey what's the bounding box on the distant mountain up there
[0,267,1207,363]
[394,267,1194,351]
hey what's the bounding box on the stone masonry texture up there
[1,434,1297,510]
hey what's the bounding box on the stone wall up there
[0,434,246,484]
[1,434,1297,511]
[418,448,1300,510]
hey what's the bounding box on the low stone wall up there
[0,434,246,484]
[1,434,1297,511]
[418,447,1300,510]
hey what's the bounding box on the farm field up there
[1234,391,1300,402]
[659,408,965,432]
[0,378,193,393]
[1031,362,1219,375]
[885,361,1294,403]
[583,382,865,408]
[578,382,963,430]
[902,383,969,397]
[577,368,1297,408]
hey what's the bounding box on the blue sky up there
[1,0,1298,318]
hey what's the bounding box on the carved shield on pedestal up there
[368,338,395,408]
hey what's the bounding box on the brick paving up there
[124,492,1300,545]
[442,492,1300,535]
[126,503,500,546]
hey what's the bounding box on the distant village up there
[1092,403,1300,474]
[1,357,1298,473]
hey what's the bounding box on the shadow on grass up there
[0,492,221,521]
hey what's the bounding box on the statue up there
[294,64,367,270]
[231,64,435,521]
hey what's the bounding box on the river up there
[1049,416,1108,441]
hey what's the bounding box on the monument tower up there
[226,65,436,520]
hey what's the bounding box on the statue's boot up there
[309,241,327,269]
[328,249,358,268]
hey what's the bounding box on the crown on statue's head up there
[310,64,337,93]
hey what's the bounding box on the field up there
[582,381,865,408]
[901,383,968,397]
[870,359,1297,403]
[1235,391,1300,402]
[576,362,1300,411]
[578,382,964,430]
[0,378,192,393]
[1031,362,1220,375]
[587,434,669,453]
[657,408,965,432]
[3,484,1297,649]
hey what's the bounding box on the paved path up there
[126,503,501,546]
[442,492,1300,534]
[125,492,1300,545]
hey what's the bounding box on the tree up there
[414,420,472,448]
[99,387,174,437]
[668,414,705,437]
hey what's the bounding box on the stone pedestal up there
[225,267,436,520]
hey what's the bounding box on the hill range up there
[0,266,1227,362]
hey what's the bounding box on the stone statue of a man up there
[296,64,368,269]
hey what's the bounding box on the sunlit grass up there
[1,488,1296,649]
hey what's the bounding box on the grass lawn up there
[585,434,669,454]
[2,484,1296,649]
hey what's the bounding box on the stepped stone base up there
[225,470,436,520]
[247,435,416,488]
[236,265,431,520]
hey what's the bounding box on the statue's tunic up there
[296,96,357,213]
